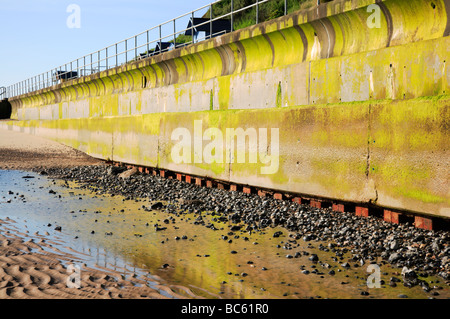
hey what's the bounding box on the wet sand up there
[0,218,194,299]
[0,128,102,171]
[0,128,194,299]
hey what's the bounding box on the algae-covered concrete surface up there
[1,0,449,217]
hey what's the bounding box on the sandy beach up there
[0,128,195,299]
[0,127,102,171]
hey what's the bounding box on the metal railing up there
[3,0,315,99]
[0,87,6,99]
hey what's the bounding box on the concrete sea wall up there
[1,0,449,217]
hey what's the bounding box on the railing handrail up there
[3,0,312,98]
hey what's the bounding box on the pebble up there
[36,165,450,286]
[360,291,369,296]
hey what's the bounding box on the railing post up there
[146,30,149,55]
[192,11,195,43]
[98,51,101,71]
[173,19,176,48]
[210,4,213,39]
[256,0,259,24]
[106,47,108,69]
[125,40,128,63]
[115,43,118,68]
[159,25,162,54]
[135,35,138,61]
[231,0,234,32]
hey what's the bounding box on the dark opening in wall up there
[0,99,12,119]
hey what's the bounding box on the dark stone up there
[390,276,401,283]
[150,202,165,210]
[388,253,401,263]
[360,291,369,296]
[273,231,283,238]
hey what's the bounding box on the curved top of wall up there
[11,0,450,100]
[134,0,449,72]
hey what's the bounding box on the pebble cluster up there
[37,165,450,292]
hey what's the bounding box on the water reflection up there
[0,170,448,299]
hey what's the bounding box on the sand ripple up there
[0,218,201,299]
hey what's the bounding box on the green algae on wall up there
[2,0,449,218]
[1,94,449,216]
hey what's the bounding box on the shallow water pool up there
[0,170,448,299]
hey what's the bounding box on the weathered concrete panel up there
[2,0,449,218]
[2,96,448,216]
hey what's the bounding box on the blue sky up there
[0,0,211,88]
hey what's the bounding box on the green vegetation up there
[206,0,318,30]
